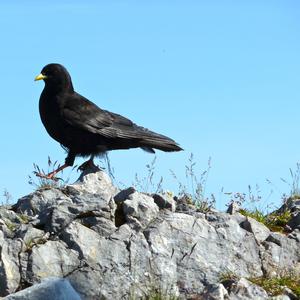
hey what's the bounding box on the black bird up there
[35,63,183,179]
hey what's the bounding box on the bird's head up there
[35,63,74,92]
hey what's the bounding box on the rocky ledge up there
[0,169,300,299]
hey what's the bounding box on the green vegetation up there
[17,213,30,224]
[220,271,300,297]
[219,270,240,283]
[24,236,49,252]
[239,208,292,233]
[249,274,300,297]
[5,220,16,232]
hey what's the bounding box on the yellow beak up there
[34,73,47,81]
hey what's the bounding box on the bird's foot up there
[34,171,60,181]
[34,163,69,181]
[78,159,100,172]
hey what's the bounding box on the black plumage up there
[35,63,182,178]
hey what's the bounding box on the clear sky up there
[1,1,300,210]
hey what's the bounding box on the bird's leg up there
[34,163,69,180]
[78,155,98,171]
[34,152,76,181]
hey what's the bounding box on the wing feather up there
[62,93,143,139]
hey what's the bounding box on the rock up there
[279,197,300,213]
[200,283,229,300]
[275,197,300,231]
[261,232,300,276]
[79,215,116,237]
[226,202,241,215]
[24,240,80,284]
[16,224,46,247]
[61,221,103,264]
[2,169,300,299]
[114,187,135,203]
[68,169,119,200]
[4,277,81,300]
[152,192,176,212]
[270,296,292,300]
[241,217,270,244]
[0,207,22,225]
[287,212,300,231]
[282,287,299,300]
[175,195,196,213]
[123,192,159,229]
[228,278,269,299]
[0,232,22,295]
[13,188,70,218]
[144,211,263,295]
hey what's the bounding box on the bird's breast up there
[39,93,68,145]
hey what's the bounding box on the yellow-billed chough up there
[35,63,183,179]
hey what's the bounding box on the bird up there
[34,63,183,179]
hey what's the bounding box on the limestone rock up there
[227,278,269,299]
[2,169,300,299]
[152,192,176,212]
[123,192,159,229]
[241,217,270,244]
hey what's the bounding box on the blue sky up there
[1,1,300,210]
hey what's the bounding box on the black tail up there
[139,131,183,153]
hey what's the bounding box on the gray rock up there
[144,211,263,295]
[13,188,71,217]
[0,208,22,225]
[16,224,46,248]
[4,277,81,300]
[68,169,119,201]
[281,286,299,300]
[228,278,268,299]
[175,195,196,214]
[152,192,176,212]
[0,231,22,295]
[261,232,300,276]
[79,215,116,237]
[226,202,241,215]
[288,211,300,231]
[114,187,135,203]
[123,192,159,229]
[279,197,300,213]
[24,240,80,284]
[241,216,270,244]
[270,296,291,300]
[2,169,300,299]
[275,197,300,231]
[201,283,229,299]
[61,221,103,264]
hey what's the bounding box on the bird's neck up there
[44,81,74,94]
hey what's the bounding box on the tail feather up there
[118,124,183,152]
[140,134,183,153]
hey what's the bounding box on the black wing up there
[61,92,183,152]
[61,92,144,139]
